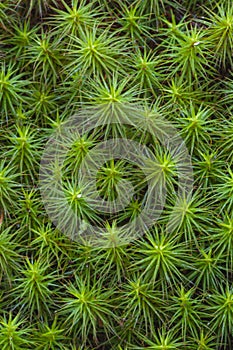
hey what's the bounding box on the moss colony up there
[0,0,233,349]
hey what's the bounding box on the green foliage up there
[4,20,37,62]
[50,0,99,39]
[204,1,233,69]
[166,192,212,246]
[66,26,126,79]
[133,327,184,349]
[213,168,233,212]
[128,48,162,95]
[60,274,116,343]
[4,124,42,182]
[0,313,33,350]
[89,230,130,282]
[13,257,57,319]
[210,212,233,273]
[189,247,225,291]
[0,162,20,215]
[35,317,67,350]
[15,0,60,18]
[168,286,204,339]
[0,0,233,348]
[178,103,215,155]
[116,1,152,44]
[0,63,29,117]
[120,274,165,334]
[0,226,20,283]
[206,284,233,345]
[25,32,64,84]
[133,228,190,291]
